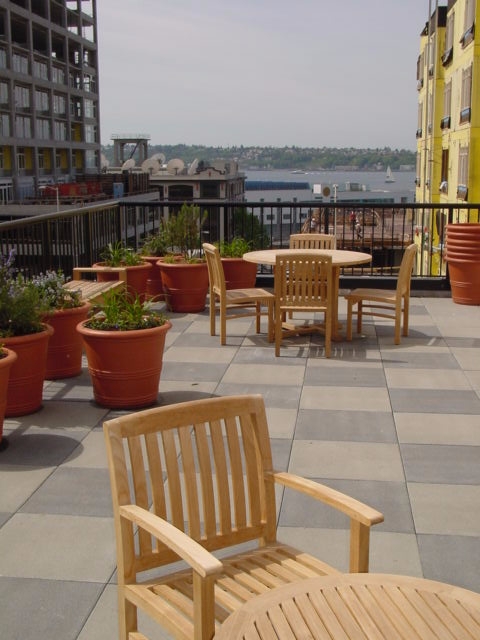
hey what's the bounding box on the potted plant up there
[0,345,17,449]
[158,203,210,312]
[218,237,258,289]
[34,270,91,379]
[94,241,152,301]
[0,250,53,417]
[139,228,170,301]
[76,288,172,409]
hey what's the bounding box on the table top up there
[243,248,372,267]
[215,573,480,639]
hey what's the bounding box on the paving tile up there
[418,534,480,592]
[384,368,471,389]
[163,346,236,363]
[301,386,391,412]
[451,347,480,370]
[0,577,104,640]
[0,429,87,467]
[395,413,480,445]
[295,409,397,443]
[304,363,386,387]
[216,383,302,409]
[162,361,228,381]
[0,464,55,512]
[401,444,480,484]
[380,351,461,369]
[288,441,405,482]
[408,483,480,535]
[0,513,115,581]
[390,388,480,413]
[221,363,305,386]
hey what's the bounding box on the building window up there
[33,59,48,80]
[442,12,454,64]
[460,64,472,124]
[461,0,475,47]
[54,121,67,140]
[84,123,97,142]
[52,66,65,84]
[55,150,62,169]
[0,81,8,105]
[441,149,449,184]
[416,51,425,90]
[14,85,30,110]
[427,92,433,133]
[416,101,423,138]
[36,118,50,139]
[53,94,66,115]
[0,113,10,137]
[17,149,26,170]
[84,98,96,118]
[85,149,97,169]
[415,154,422,187]
[12,53,29,74]
[83,74,96,93]
[15,116,31,138]
[457,146,469,200]
[0,49,6,69]
[38,149,45,169]
[441,81,452,129]
[70,97,82,118]
[35,89,49,112]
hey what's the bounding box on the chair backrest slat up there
[289,233,336,250]
[275,253,333,309]
[203,243,226,296]
[396,244,418,297]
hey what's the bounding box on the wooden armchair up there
[344,243,418,344]
[203,243,274,345]
[63,266,127,303]
[274,252,335,357]
[289,233,336,249]
[104,394,383,640]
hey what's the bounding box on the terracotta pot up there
[142,256,165,300]
[77,320,172,409]
[3,324,54,417]
[0,348,17,447]
[93,261,152,301]
[445,224,480,305]
[221,258,258,290]
[43,302,91,379]
[158,262,209,312]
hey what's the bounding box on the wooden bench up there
[63,267,127,303]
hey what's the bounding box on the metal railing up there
[1,198,479,290]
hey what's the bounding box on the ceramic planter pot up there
[142,256,165,300]
[44,302,91,379]
[0,348,17,448]
[93,261,152,301]
[3,324,54,417]
[221,258,258,290]
[445,223,480,305]
[77,320,172,409]
[158,262,209,312]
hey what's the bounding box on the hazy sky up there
[96,1,431,150]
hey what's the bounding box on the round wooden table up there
[215,573,480,639]
[243,249,372,340]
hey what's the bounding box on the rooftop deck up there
[1,293,480,639]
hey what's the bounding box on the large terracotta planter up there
[77,320,172,409]
[142,256,165,301]
[93,261,152,301]
[221,258,258,290]
[3,324,54,417]
[0,348,17,448]
[44,302,91,379]
[445,223,480,305]
[158,262,209,312]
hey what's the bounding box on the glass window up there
[12,53,29,74]
[0,49,7,69]
[53,93,66,115]
[33,59,48,80]
[460,65,472,124]
[36,118,50,139]
[0,113,10,137]
[0,81,8,104]
[442,12,454,64]
[52,66,65,84]
[14,85,30,109]
[15,115,31,138]
[54,120,67,140]
[84,98,95,118]
[457,146,469,200]
[35,89,49,112]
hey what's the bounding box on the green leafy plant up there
[218,237,252,258]
[100,241,144,266]
[0,250,45,337]
[140,230,169,257]
[32,270,83,312]
[163,203,207,257]
[85,288,168,331]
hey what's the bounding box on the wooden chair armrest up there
[72,266,127,282]
[271,471,384,573]
[271,471,383,526]
[119,504,223,578]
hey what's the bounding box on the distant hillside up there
[101,144,415,172]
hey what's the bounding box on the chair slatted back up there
[275,253,333,311]
[203,243,226,297]
[104,395,277,575]
[396,243,418,298]
[289,233,336,250]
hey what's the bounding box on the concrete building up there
[0,0,101,204]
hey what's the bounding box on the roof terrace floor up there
[1,294,480,639]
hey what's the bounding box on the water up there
[244,169,416,204]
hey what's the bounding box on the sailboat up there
[385,166,395,183]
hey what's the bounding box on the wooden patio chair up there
[104,394,384,640]
[289,232,336,249]
[344,243,418,344]
[274,252,334,357]
[63,266,127,303]
[203,243,274,345]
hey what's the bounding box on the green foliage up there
[32,270,83,312]
[85,288,168,331]
[218,237,252,257]
[100,241,144,266]
[140,230,169,257]
[163,203,207,257]
[231,207,269,249]
[0,250,45,337]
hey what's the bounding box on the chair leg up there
[325,308,332,358]
[119,593,137,640]
[220,299,227,345]
[255,302,261,333]
[402,295,410,337]
[209,290,216,337]
[267,300,274,343]
[357,301,363,333]
[394,300,402,345]
[346,300,353,341]
[275,308,282,356]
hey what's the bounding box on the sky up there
[96,1,432,151]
